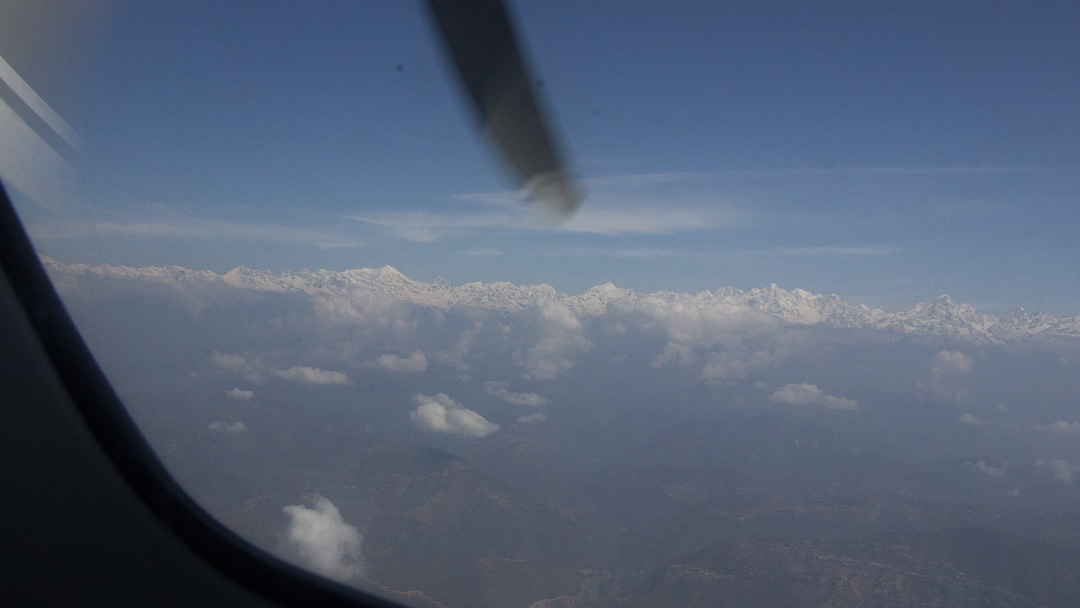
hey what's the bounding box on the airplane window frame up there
[0,182,405,608]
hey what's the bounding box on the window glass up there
[4,2,1080,606]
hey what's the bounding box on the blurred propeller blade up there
[424,0,581,217]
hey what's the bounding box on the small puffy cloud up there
[932,351,974,374]
[272,365,349,385]
[212,351,262,381]
[516,412,546,424]
[768,383,858,410]
[996,403,1009,413]
[410,393,498,438]
[924,350,974,401]
[975,459,1006,477]
[959,413,986,425]
[701,350,783,382]
[1035,421,1080,433]
[1037,459,1078,484]
[282,495,363,582]
[364,350,428,373]
[212,351,248,371]
[484,381,548,407]
[226,388,254,400]
[209,421,248,433]
[649,342,695,368]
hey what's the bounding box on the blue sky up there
[3,0,1079,314]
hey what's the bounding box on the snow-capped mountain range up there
[40,256,1080,343]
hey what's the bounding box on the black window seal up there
[0,182,405,608]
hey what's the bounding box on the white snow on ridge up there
[38,256,1080,343]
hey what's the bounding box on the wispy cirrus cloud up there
[713,166,1068,178]
[347,204,737,242]
[734,245,898,257]
[26,216,363,249]
[451,172,715,207]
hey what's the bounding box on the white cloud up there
[226,388,254,400]
[513,300,591,380]
[560,206,736,236]
[212,351,249,372]
[410,393,499,438]
[701,350,780,382]
[924,350,974,401]
[1037,459,1078,484]
[769,246,898,257]
[538,298,581,330]
[451,173,711,207]
[310,292,417,339]
[768,383,858,410]
[211,351,262,382]
[650,342,696,368]
[346,202,736,242]
[28,215,363,249]
[208,421,248,433]
[581,171,715,187]
[214,354,351,387]
[282,495,363,582]
[1035,421,1080,433]
[959,413,986,425]
[975,460,1006,477]
[484,381,548,407]
[620,294,789,382]
[363,350,428,373]
[435,321,484,371]
[517,332,591,380]
[534,246,717,259]
[516,412,546,424]
[932,351,974,374]
[272,365,349,385]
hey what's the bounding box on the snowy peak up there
[39,256,1080,343]
[565,282,639,316]
[875,293,996,339]
[742,284,850,325]
[992,307,1080,340]
[375,265,406,282]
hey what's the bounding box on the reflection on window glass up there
[4,1,1080,606]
